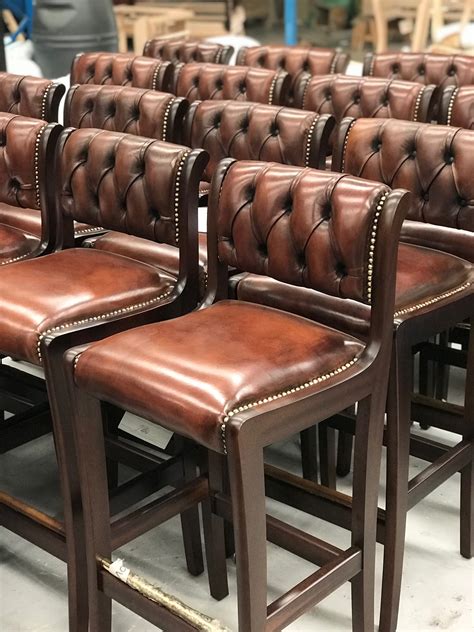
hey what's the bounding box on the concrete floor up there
[1,363,473,631]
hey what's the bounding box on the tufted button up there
[215,78,223,90]
[213,115,221,129]
[353,93,360,104]
[239,81,247,94]
[240,117,249,133]
[258,244,268,257]
[325,90,332,100]
[448,65,456,76]
[191,52,197,61]
[458,197,467,206]
[372,139,382,152]
[246,186,255,201]
[109,103,116,116]
[336,262,347,277]
[10,178,20,191]
[258,54,266,66]
[193,76,199,87]
[381,97,389,106]
[418,65,425,76]
[422,192,429,202]
[409,150,416,159]
[270,121,279,136]
[446,155,455,164]
[108,154,115,168]
[0,135,5,147]
[285,194,293,213]
[86,99,94,111]
[392,63,400,73]
[322,203,332,220]
[279,58,286,70]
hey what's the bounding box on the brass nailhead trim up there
[37,288,172,363]
[394,282,471,317]
[341,119,357,172]
[268,74,278,105]
[1,253,30,266]
[174,151,191,243]
[219,356,359,454]
[301,78,312,110]
[369,56,375,76]
[161,97,176,141]
[75,226,105,236]
[413,86,426,122]
[40,82,55,120]
[34,123,48,210]
[304,116,318,166]
[366,192,389,304]
[329,54,338,74]
[447,88,459,126]
[152,63,162,90]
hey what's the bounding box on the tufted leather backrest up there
[363,52,474,89]
[212,160,391,303]
[298,74,437,123]
[439,85,474,129]
[183,100,334,181]
[64,84,188,143]
[58,128,199,246]
[172,62,290,105]
[0,72,65,122]
[70,52,173,92]
[334,118,474,232]
[237,45,349,104]
[143,37,233,65]
[0,112,52,211]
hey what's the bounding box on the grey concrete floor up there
[1,362,473,631]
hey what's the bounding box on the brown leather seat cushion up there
[74,300,364,452]
[0,203,100,239]
[85,231,208,293]
[233,243,473,327]
[0,248,174,365]
[0,222,39,264]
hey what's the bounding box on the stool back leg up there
[460,319,473,559]
[379,336,412,632]
[351,391,387,632]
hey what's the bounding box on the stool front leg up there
[227,427,267,632]
[460,319,473,559]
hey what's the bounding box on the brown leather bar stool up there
[0,71,65,122]
[70,52,174,93]
[55,160,410,631]
[82,100,334,299]
[230,118,474,631]
[143,36,234,65]
[296,74,438,122]
[440,84,474,128]
[363,52,474,116]
[0,128,208,631]
[0,112,60,265]
[236,44,350,105]
[170,62,290,105]
[363,51,474,88]
[1,84,190,244]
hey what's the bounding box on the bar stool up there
[237,44,350,105]
[171,62,290,105]
[54,160,411,631]
[0,128,208,631]
[143,36,234,65]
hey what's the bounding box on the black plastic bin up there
[33,0,118,78]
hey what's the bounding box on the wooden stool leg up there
[351,392,386,632]
[67,384,113,632]
[337,429,353,477]
[460,323,473,558]
[379,337,412,632]
[180,447,205,577]
[102,402,124,490]
[319,422,337,488]
[227,430,267,632]
[202,451,229,600]
[300,426,318,482]
[45,353,90,632]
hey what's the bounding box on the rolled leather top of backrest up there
[173,62,289,105]
[237,44,349,103]
[0,112,49,210]
[0,72,59,122]
[65,84,182,141]
[186,100,328,180]
[300,74,434,123]
[71,52,172,91]
[214,160,391,303]
[440,85,474,129]
[364,52,474,89]
[338,117,474,232]
[144,37,233,64]
[59,127,193,245]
